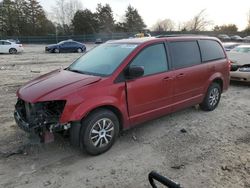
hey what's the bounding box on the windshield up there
[68,43,137,76]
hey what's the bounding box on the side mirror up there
[125,66,144,79]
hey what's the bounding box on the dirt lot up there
[0,45,249,188]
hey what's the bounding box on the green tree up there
[72,9,99,34]
[123,5,146,32]
[0,0,18,36]
[213,24,238,33]
[0,0,55,36]
[96,3,115,33]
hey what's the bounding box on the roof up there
[107,35,219,45]
[107,37,156,44]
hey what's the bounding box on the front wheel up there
[80,109,120,155]
[200,83,221,111]
[54,48,59,53]
[77,48,83,53]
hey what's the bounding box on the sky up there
[39,0,250,31]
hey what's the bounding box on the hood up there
[228,52,250,65]
[17,69,101,103]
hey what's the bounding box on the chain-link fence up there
[0,31,247,44]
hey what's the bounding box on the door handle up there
[176,73,184,79]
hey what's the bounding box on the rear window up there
[169,41,201,69]
[198,40,225,62]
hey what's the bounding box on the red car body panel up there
[16,36,230,131]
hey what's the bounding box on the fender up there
[203,72,224,94]
[61,96,130,129]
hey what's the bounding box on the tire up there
[200,82,221,111]
[80,109,120,155]
[54,48,59,53]
[77,48,82,53]
[9,48,17,54]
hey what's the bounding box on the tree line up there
[0,0,250,36]
[0,0,146,36]
[0,0,55,36]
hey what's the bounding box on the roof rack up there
[155,34,209,38]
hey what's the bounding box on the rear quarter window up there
[169,41,201,69]
[198,40,226,62]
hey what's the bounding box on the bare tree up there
[52,0,82,33]
[182,9,213,31]
[247,9,250,28]
[152,19,175,32]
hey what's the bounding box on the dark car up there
[15,36,230,155]
[45,40,86,53]
[217,34,231,41]
[230,35,243,41]
[95,38,103,44]
[243,36,250,42]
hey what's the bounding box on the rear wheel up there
[80,109,119,155]
[200,83,221,111]
[9,48,17,54]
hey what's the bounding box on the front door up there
[126,43,174,125]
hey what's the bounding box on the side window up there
[169,41,201,69]
[4,42,11,45]
[63,42,69,46]
[68,42,75,46]
[198,40,226,62]
[129,43,168,76]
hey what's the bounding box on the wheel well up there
[212,78,223,90]
[85,106,124,131]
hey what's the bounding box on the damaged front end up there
[14,99,69,142]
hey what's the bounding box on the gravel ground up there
[0,45,249,188]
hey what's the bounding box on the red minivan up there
[14,36,230,155]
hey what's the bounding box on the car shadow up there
[230,80,250,87]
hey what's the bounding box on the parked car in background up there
[230,35,243,41]
[45,40,86,53]
[222,42,241,51]
[228,49,250,82]
[15,36,230,155]
[243,36,250,42]
[217,34,231,41]
[0,40,23,54]
[6,39,21,44]
[231,45,250,53]
[95,38,103,44]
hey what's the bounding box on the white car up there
[0,40,24,54]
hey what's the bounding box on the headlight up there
[239,66,250,72]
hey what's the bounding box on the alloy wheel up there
[89,118,115,148]
[209,88,219,107]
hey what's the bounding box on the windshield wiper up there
[67,68,85,74]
